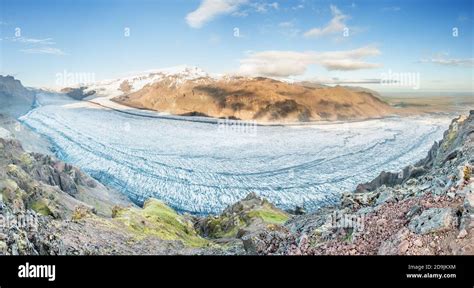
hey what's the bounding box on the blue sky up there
[0,0,472,92]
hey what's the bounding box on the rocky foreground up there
[242,110,474,255]
[0,111,472,255]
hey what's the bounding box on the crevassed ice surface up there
[20,92,454,214]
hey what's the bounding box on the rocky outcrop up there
[408,208,455,235]
[0,75,35,117]
[0,137,128,217]
[111,198,208,248]
[241,111,474,255]
[357,112,473,192]
[26,153,98,195]
[195,192,289,239]
[60,87,96,100]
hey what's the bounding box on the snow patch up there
[81,65,219,98]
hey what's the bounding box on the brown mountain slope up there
[113,77,394,122]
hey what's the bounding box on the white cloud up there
[238,46,381,77]
[304,5,348,38]
[20,47,67,56]
[239,51,312,77]
[251,1,279,13]
[5,35,67,56]
[419,56,474,67]
[186,0,279,28]
[318,59,380,70]
[306,76,388,85]
[10,37,56,45]
[232,10,249,17]
[186,0,248,28]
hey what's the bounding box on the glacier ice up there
[20,92,454,214]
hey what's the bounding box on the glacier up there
[19,92,454,214]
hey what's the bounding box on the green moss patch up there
[246,207,289,225]
[202,201,290,239]
[30,199,53,216]
[19,153,34,168]
[1,179,26,205]
[204,216,245,238]
[113,199,208,247]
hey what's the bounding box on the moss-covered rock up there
[441,115,467,152]
[71,205,95,221]
[6,164,38,193]
[202,216,245,239]
[0,179,27,211]
[113,199,208,247]
[30,199,53,216]
[0,178,19,192]
[197,193,290,239]
[246,206,289,224]
[19,153,34,168]
[111,205,124,218]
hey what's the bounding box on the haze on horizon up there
[0,0,473,93]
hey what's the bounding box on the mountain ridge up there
[0,75,35,117]
[56,66,394,122]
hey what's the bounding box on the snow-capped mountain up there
[82,65,217,98]
[59,65,395,122]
